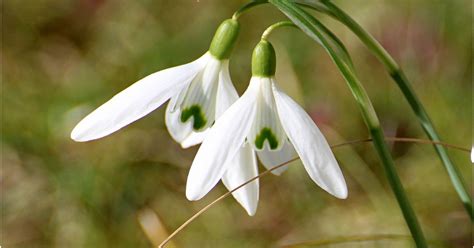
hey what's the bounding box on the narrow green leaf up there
[298,0,472,220]
[268,1,428,247]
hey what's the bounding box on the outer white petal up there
[186,78,260,201]
[71,53,210,142]
[219,64,259,215]
[180,130,209,148]
[272,82,347,199]
[167,78,190,113]
[222,144,259,216]
[257,140,296,176]
[215,60,239,117]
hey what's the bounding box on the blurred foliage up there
[2,0,471,247]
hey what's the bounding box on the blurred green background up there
[2,0,472,247]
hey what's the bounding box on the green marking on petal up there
[255,127,279,150]
[180,105,207,130]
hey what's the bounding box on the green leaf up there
[268,1,428,247]
[298,0,472,220]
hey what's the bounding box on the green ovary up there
[255,127,279,150]
[180,105,207,130]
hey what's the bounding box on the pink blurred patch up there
[378,16,443,75]
[307,105,334,127]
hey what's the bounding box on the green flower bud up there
[209,19,240,60]
[251,40,276,77]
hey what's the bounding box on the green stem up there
[391,70,472,219]
[232,0,268,20]
[261,21,298,40]
[369,130,428,248]
[298,0,472,220]
[268,1,428,247]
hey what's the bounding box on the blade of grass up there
[158,137,468,247]
[297,0,472,220]
[268,0,427,246]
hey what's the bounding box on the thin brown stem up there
[385,137,470,152]
[333,137,470,152]
[158,137,468,247]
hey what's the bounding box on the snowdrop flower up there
[71,19,240,148]
[186,40,348,214]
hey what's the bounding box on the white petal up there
[179,56,222,131]
[180,130,209,148]
[471,146,474,163]
[272,81,347,199]
[71,53,210,142]
[222,144,259,216]
[215,60,239,117]
[257,140,296,176]
[186,78,260,201]
[247,77,287,151]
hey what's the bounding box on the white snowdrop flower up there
[186,40,348,214]
[71,19,240,148]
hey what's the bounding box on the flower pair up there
[71,19,347,216]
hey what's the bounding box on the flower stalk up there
[232,0,268,20]
[261,21,297,40]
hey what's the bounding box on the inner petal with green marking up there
[180,105,207,130]
[254,127,279,150]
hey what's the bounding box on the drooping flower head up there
[71,19,240,148]
[186,39,348,214]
